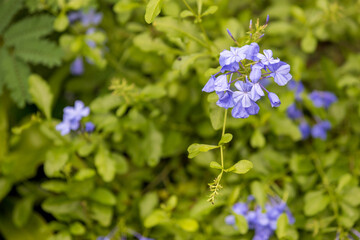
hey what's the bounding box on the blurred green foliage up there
[0,0,360,239]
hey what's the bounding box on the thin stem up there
[222,109,228,137]
[181,0,196,15]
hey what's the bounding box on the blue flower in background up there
[311,120,331,140]
[225,197,294,240]
[299,121,311,139]
[287,104,303,119]
[70,57,84,75]
[85,122,95,133]
[55,121,71,136]
[309,90,337,109]
[287,80,304,100]
[80,9,103,27]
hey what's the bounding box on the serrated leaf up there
[0,49,31,107]
[187,143,218,158]
[4,14,54,45]
[225,160,253,174]
[28,74,53,120]
[210,161,222,169]
[219,133,233,145]
[201,6,218,16]
[145,0,163,24]
[14,39,63,67]
[0,0,23,34]
[234,214,248,234]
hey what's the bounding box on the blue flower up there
[219,47,246,66]
[309,91,337,109]
[96,237,110,240]
[244,42,260,61]
[217,91,235,109]
[268,61,292,86]
[85,122,95,132]
[257,49,280,65]
[225,215,236,225]
[287,80,304,100]
[202,75,216,93]
[233,81,254,108]
[80,8,103,27]
[56,121,71,136]
[299,121,311,139]
[214,75,230,92]
[250,82,265,102]
[64,100,90,122]
[68,11,82,23]
[311,120,331,140]
[286,104,303,119]
[249,63,264,83]
[268,92,281,107]
[70,57,84,75]
[233,202,248,215]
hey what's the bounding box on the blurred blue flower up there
[233,202,248,215]
[55,121,71,136]
[299,121,311,139]
[286,104,303,119]
[81,8,103,27]
[70,57,84,76]
[311,120,331,140]
[56,101,90,136]
[85,122,95,132]
[309,91,337,109]
[225,215,236,225]
[287,80,304,100]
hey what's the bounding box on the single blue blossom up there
[217,91,235,109]
[268,61,292,86]
[299,121,311,139]
[249,63,264,83]
[311,120,331,140]
[56,121,71,136]
[81,8,103,27]
[70,57,84,75]
[257,49,280,65]
[64,100,90,122]
[309,91,337,109]
[233,81,254,108]
[225,215,236,225]
[214,75,230,92]
[244,42,260,61]
[286,104,303,119]
[250,82,265,102]
[85,122,95,132]
[202,75,216,93]
[219,47,246,66]
[268,92,281,107]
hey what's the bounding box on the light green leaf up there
[114,2,141,13]
[201,5,218,16]
[225,160,253,174]
[251,181,266,208]
[144,209,168,228]
[209,102,224,130]
[180,10,194,18]
[90,202,113,227]
[250,129,265,148]
[89,188,117,206]
[176,218,199,232]
[44,149,69,177]
[69,222,85,235]
[74,169,96,181]
[342,187,360,207]
[140,192,159,219]
[304,191,330,216]
[12,197,34,227]
[90,94,123,113]
[145,0,164,24]
[95,146,116,182]
[41,180,67,193]
[301,31,317,53]
[28,74,53,120]
[234,214,248,234]
[53,12,69,32]
[210,161,222,169]
[219,133,233,145]
[112,153,128,175]
[187,143,218,159]
[145,123,163,166]
[276,213,289,239]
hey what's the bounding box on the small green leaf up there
[69,222,85,235]
[180,10,194,18]
[176,218,199,232]
[145,0,164,24]
[140,192,159,219]
[276,213,289,239]
[301,31,317,53]
[74,169,96,181]
[234,214,248,234]
[187,143,218,158]
[144,209,168,228]
[41,180,67,193]
[210,161,222,169]
[219,133,233,145]
[225,160,253,174]
[89,188,117,206]
[250,129,265,148]
[12,197,34,227]
[54,12,69,32]
[44,149,69,177]
[0,177,12,202]
[95,146,116,182]
[304,191,330,216]
[90,202,113,227]
[201,6,218,16]
[28,74,53,120]
[251,181,266,208]
[209,102,224,130]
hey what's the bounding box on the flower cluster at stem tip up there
[56,100,95,135]
[225,196,295,240]
[67,8,104,75]
[202,26,292,119]
[286,80,337,140]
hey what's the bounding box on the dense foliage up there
[1,0,360,239]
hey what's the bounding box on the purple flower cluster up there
[225,197,294,240]
[67,9,103,76]
[56,100,95,135]
[286,81,337,140]
[203,40,292,118]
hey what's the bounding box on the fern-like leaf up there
[14,39,63,67]
[0,49,31,108]
[0,0,23,34]
[4,14,54,46]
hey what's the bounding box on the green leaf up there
[69,222,85,235]
[144,209,168,228]
[0,0,23,34]
[28,74,53,120]
[225,160,253,174]
[140,192,159,219]
[141,85,167,100]
[270,116,301,141]
[4,14,54,45]
[301,31,317,53]
[14,39,63,67]
[12,197,34,227]
[342,187,360,207]
[44,149,69,177]
[53,12,69,32]
[145,0,164,24]
[250,129,265,148]
[0,177,12,202]
[95,146,116,182]
[219,133,233,145]
[114,2,141,13]
[251,181,266,208]
[234,214,248,234]
[176,218,199,232]
[42,196,86,221]
[90,94,123,114]
[90,202,113,227]
[187,143,218,159]
[41,180,67,193]
[74,169,96,181]
[276,213,289,239]
[89,188,117,206]
[180,10,194,18]
[209,102,223,130]
[304,191,330,216]
[0,49,31,108]
[113,153,129,175]
[210,161,222,169]
[201,5,218,16]
[144,123,163,166]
